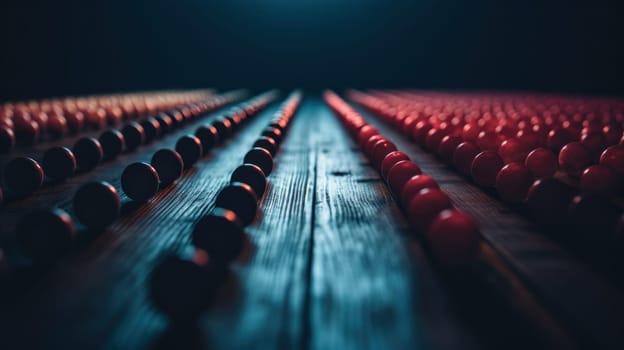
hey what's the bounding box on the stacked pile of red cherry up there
[350,90,624,248]
[15,92,276,263]
[324,90,480,269]
[149,91,301,322]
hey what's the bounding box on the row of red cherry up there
[351,91,624,201]
[324,90,480,269]
[371,90,624,123]
[0,89,215,152]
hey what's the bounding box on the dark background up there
[1,1,622,100]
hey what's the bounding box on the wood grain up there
[0,94,619,350]
[310,100,478,350]
[1,99,284,349]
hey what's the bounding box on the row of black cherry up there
[148,91,302,322]
[0,91,245,204]
[13,92,277,264]
[0,90,213,152]
[325,91,480,269]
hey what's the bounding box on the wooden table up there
[0,94,622,350]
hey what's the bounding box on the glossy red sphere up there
[47,115,68,139]
[364,135,386,156]
[580,164,619,195]
[462,123,479,142]
[400,175,439,207]
[15,120,40,145]
[580,132,607,157]
[401,116,418,137]
[437,135,462,163]
[471,151,505,187]
[516,129,542,150]
[495,163,533,203]
[453,141,480,176]
[427,209,480,268]
[559,142,592,177]
[476,131,502,152]
[599,145,624,175]
[603,125,623,145]
[0,126,15,153]
[425,128,447,151]
[406,188,453,234]
[371,140,398,169]
[547,128,574,153]
[525,147,558,178]
[411,121,432,146]
[387,160,422,195]
[357,125,379,147]
[380,151,410,180]
[498,138,529,164]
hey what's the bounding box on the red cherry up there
[495,123,517,139]
[603,124,623,146]
[471,151,505,187]
[411,121,432,146]
[357,125,379,147]
[349,121,366,136]
[427,209,480,268]
[498,138,529,164]
[462,123,480,142]
[400,175,439,207]
[364,135,385,156]
[402,116,418,137]
[526,178,575,226]
[580,132,607,157]
[406,188,453,233]
[547,128,573,153]
[387,160,422,195]
[31,112,49,131]
[476,131,502,152]
[0,126,15,153]
[0,117,13,129]
[370,139,397,169]
[525,147,558,178]
[495,163,533,203]
[47,114,68,139]
[437,135,462,163]
[516,129,542,150]
[380,151,410,180]
[86,109,107,130]
[599,145,624,175]
[580,165,620,195]
[65,111,85,134]
[14,120,40,145]
[559,142,592,177]
[425,128,447,151]
[453,141,480,176]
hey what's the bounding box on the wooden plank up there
[196,98,315,349]
[1,100,303,349]
[309,99,479,350]
[356,103,624,349]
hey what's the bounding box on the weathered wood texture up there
[310,100,478,350]
[357,103,624,349]
[0,96,620,350]
[1,100,285,349]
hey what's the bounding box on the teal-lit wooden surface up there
[0,94,622,350]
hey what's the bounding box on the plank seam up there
[300,137,318,350]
